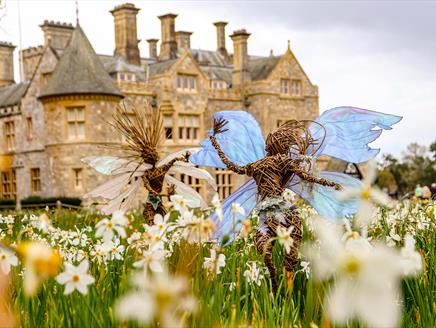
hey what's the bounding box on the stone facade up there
[0,3,319,205]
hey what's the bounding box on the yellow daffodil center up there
[1,254,6,260]
[343,256,361,275]
[360,187,371,200]
[72,274,80,282]
[106,221,113,228]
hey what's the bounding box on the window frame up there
[66,106,86,140]
[177,114,200,142]
[177,74,198,93]
[215,168,234,200]
[4,120,15,152]
[30,168,41,193]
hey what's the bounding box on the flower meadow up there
[0,192,434,327]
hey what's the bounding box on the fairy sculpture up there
[190,106,401,292]
[83,104,216,222]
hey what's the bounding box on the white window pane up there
[67,110,75,121]
[164,115,173,126]
[192,116,200,127]
[76,108,84,121]
[77,123,85,138]
[68,123,75,138]
[178,115,184,125]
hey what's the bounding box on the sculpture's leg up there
[283,209,302,273]
[254,229,278,293]
[143,201,166,225]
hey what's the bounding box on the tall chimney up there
[176,31,192,52]
[214,21,228,58]
[110,3,141,66]
[147,39,158,59]
[0,42,16,87]
[39,20,74,51]
[230,29,251,86]
[158,13,178,61]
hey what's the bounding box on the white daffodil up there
[170,194,199,214]
[386,227,401,247]
[243,261,264,286]
[102,239,125,261]
[55,259,95,295]
[276,225,294,254]
[127,231,141,245]
[0,247,18,275]
[95,211,128,241]
[337,160,392,227]
[133,245,167,273]
[179,212,215,244]
[300,260,311,279]
[231,203,245,216]
[282,188,296,203]
[203,248,226,276]
[399,234,423,276]
[304,217,404,328]
[116,268,196,327]
[212,193,223,221]
[32,213,53,233]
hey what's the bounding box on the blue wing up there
[308,107,402,163]
[213,178,259,244]
[287,171,363,221]
[190,110,266,168]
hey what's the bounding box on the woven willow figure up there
[83,103,216,222]
[190,107,401,292]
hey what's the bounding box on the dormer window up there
[280,79,289,94]
[118,72,136,82]
[177,74,197,92]
[280,78,302,97]
[210,80,227,89]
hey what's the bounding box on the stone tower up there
[0,42,16,87]
[230,29,251,86]
[158,13,178,61]
[38,24,123,196]
[39,20,74,51]
[176,31,192,52]
[110,3,141,65]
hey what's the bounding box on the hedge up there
[0,197,82,207]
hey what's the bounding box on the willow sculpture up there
[83,103,215,222]
[190,107,401,292]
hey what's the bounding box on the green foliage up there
[380,141,436,195]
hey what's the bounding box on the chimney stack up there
[0,42,16,86]
[176,31,192,52]
[214,21,228,58]
[147,39,158,59]
[110,3,141,66]
[39,20,74,51]
[230,29,251,86]
[158,13,178,61]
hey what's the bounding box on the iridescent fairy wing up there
[100,177,142,214]
[307,107,402,163]
[190,110,266,168]
[168,162,217,190]
[213,178,259,244]
[82,156,151,175]
[165,174,206,208]
[156,148,200,167]
[286,171,363,221]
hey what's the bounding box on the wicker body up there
[210,117,340,292]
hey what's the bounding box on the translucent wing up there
[168,162,217,190]
[83,173,131,200]
[308,107,402,163]
[82,156,151,175]
[287,171,363,221]
[190,111,266,168]
[100,178,142,214]
[213,178,259,244]
[165,174,206,208]
[156,148,200,167]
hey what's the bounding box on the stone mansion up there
[0,3,319,203]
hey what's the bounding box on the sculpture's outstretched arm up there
[158,151,190,172]
[210,117,250,175]
[284,158,342,190]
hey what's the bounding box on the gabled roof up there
[0,82,29,108]
[248,56,281,81]
[148,59,179,76]
[39,24,123,99]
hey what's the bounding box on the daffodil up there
[55,259,95,295]
[95,210,128,241]
[203,248,226,276]
[243,261,264,286]
[276,225,294,254]
[0,247,18,275]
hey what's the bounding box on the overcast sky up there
[0,0,435,157]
